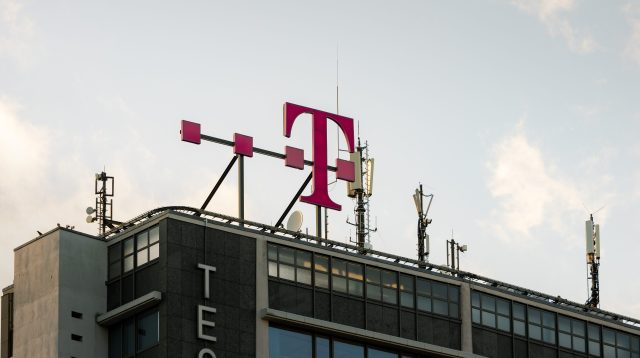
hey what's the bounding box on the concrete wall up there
[12,229,107,358]
[12,230,60,357]
[1,288,12,358]
[161,218,256,358]
[58,230,108,358]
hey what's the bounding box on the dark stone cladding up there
[154,217,256,358]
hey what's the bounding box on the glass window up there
[135,231,149,267]
[109,243,121,263]
[316,337,330,358]
[366,267,382,301]
[449,286,459,303]
[513,302,526,336]
[137,249,148,266]
[432,282,447,300]
[399,274,414,308]
[433,299,448,316]
[417,278,458,318]
[295,250,312,286]
[280,247,295,265]
[368,347,398,358]
[137,310,159,352]
[149,226,159,244]
[382,270,397,305]
[267,244,314,285]
[124,238,134,256]
[559,315,586,353]
[347,262,364,297]
[123,319,135,356]
[109,325,122,358]
[314,254,329,289]
[123,238,134,273]
[149,243,159,261]
[124,255,134,273]
[588,323,601,357]
[334,341,364,358]
[132,226,160,268]
[528,308,555,344]
[268,244,278,260]
[473,291,510,332]
[332,259,348,294]
[269,326,312,358]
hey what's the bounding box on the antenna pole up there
[355,139,366,250]
[585,214,601,308]
[94,171,114,235]
[415,184,433,266]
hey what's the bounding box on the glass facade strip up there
[334,341,365,358]
[368,347,398,358]
[269,326,312,358]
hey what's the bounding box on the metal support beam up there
[316,206,322,238]
[200,155,238,212]
[201,134,338,172]
[273,172,313,232]
[238,155,245,225]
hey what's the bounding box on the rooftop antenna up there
[413,184,433,266]
[446,229,467,272]
[86,171,121,235]
[585,213,602,308]
[325,43,340,240]
[346,134,376,252]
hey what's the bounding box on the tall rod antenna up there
[326,43,340,240]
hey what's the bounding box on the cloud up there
[485,126,614,244]
[511,0,597,54]
[0,0,36,66]
[623,3,640,66]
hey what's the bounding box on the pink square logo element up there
[234,133,253,157]
[336,159,355,182]
[285,146,304,169]
[181,120,201,144]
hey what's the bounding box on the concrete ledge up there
[261,308,487,358]
[97,291,162,326]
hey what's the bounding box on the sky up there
[1,0,639,319]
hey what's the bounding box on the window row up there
[267,244,459,319]
[109,226,159,279]
[472,291,640,357]
[269,325,423,358]
[108,309,159,358]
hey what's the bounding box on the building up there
[1,206,640,358]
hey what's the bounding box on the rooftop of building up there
[95,205,640,333]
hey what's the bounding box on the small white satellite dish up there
[286,211,304,232]
[86,215,95,224]
[86,206,96,215]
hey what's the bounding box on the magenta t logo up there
[283,102,356,210]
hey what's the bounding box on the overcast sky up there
[1,0,639,318]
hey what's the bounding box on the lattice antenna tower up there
[346,133,376,252]
[86,171,121,235]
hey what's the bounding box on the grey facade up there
[2,208,640,358]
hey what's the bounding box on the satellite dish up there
[286,211,303,232]
[86,207,96,215]
[86,215,95,224]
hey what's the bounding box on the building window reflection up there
[268,326,419,358]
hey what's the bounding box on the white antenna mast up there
[585,213,602,308]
